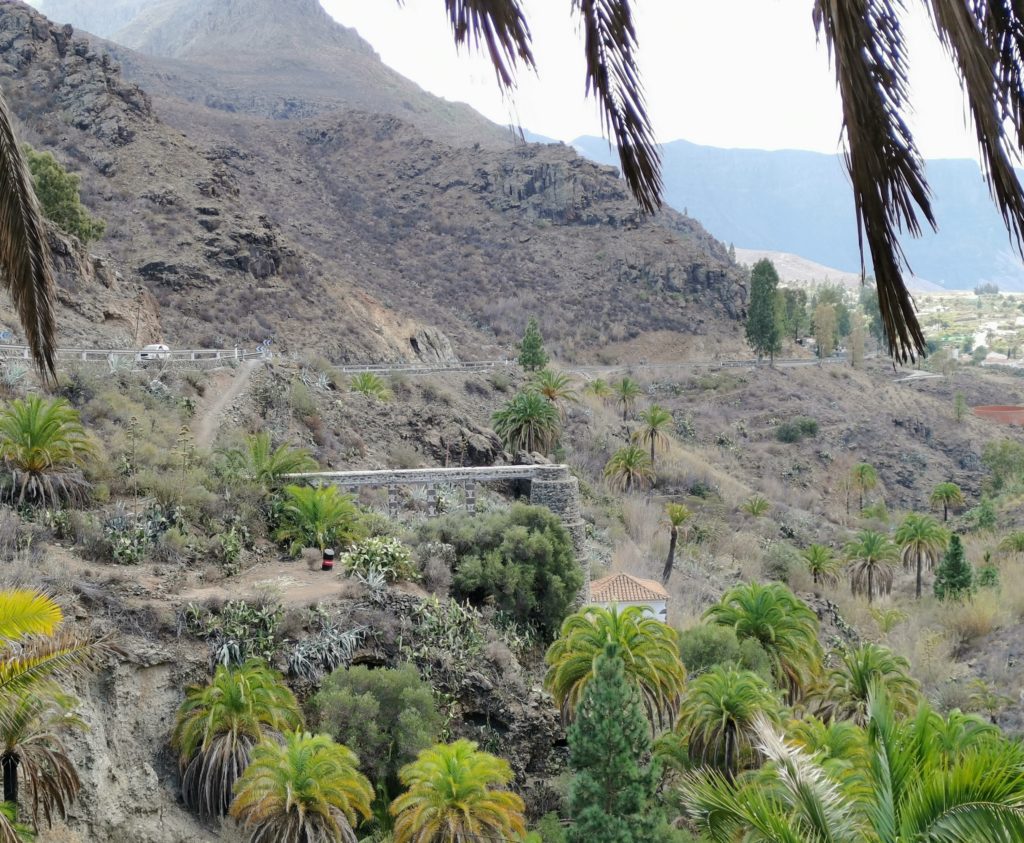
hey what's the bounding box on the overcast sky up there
[323,0,982,160]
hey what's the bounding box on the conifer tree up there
[518,317,549,371]
[933,534,973,602]
[567,644,660,843]
[745,259,782,362]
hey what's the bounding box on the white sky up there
[323,0,982,159]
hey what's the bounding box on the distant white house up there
[589,573,669,622]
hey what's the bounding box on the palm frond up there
[571,0,662,213]
[0,591,62,640]
[435,0,535,88]
[813,0,932,362]
[0,89,55,379]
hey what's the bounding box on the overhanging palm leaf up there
[436,0,535,89]
[0,90,55,379]
[0,591,62,640]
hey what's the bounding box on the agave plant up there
[0,395,94,506]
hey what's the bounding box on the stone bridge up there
[285,463,589,588]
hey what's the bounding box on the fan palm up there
[544,605,685,729]
[676,665,781,781]
[391,739,525,843]
[816,643,920,725]
[230,731,373,843]
[633,404,673,468]
[661,502,691,585]
[491,390,560,455]
[603,444,655,492]
[703,582,821,701]
[274,485,364,556]
[930,481,966,522]
[530,369,577,418]
[802,544,841,587]
[845,529,899,603]
[850,462,878,512]
[171,660,302,819]
[894,513,948,598]
[0,395,94,507]
[680,691,1024,842]
[0,686,83,829]
[613,376,643,421]
[239,432,317,490]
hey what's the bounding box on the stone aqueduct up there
[286,464,590,594]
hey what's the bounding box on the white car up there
[136,343,171,361]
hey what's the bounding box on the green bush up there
[415,503,582,638]
[982,439,1024,491]
[774,417,819,444]
[25,145,105,242]
[677,623,772,681]
[308,664,442,796]
[338,536,418,582]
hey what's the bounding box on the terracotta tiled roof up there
[590,573,669,604]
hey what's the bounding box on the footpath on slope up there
[192,358,262,450]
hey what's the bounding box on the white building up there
[589,573,669,622]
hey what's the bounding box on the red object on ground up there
[974,405,1024,425]
[322,548,335,571]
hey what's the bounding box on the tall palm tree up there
[802,544,841,587]
[391,740,525,843]
[661,502,691,585]
[676,665,781,782]
[703,582,821,702]
[603,444,655,492]
[845,529,899,603]
[633,404,673,468]
[0,686,82,829]
[237,432,317,490]
[274,485,364,556]
[491,390,560,455]
[0,396,94,507]
[544,605,685,729]
[850,462,878,512]
[680,691,1024,841]
[894,513,948,599]
[530,369,578,419]
[930,481,966,522]
[230,731,373,843]
[613,376,643,422]
[171,661,302,819]
[815,643,920,725]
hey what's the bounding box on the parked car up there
[136,343,171,361]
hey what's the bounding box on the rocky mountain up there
[574,135,1024,291]
[0,0,747,363]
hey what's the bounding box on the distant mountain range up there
[573,136,1024,291]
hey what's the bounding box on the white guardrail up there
[0,345,268,364]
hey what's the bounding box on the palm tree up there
[661,502,691,585]
[171,660,302,819]
[274,484,364,556]
[740,494,771,517]
[349,372,392,401]
[633,404,673,468]
[530,369,577,418]
[603,444,655,492]
[676,665,781,781]
[816,643,920,725]
[230,731,373,843]
[930,481,966,522]
[0,686,83,829]
[680,692,1024,841]
[491,391,560,455]
[237,432,317,490]
[0,396,94,507]
[613,376,643,421]
[582,377,612,402]
[391,740,525,843]
[802,544,840,587]
[845,529,899,603]
[894,513,948,599]
[703,582,821,701]
[850,462,878,512]
[544,605,685,729]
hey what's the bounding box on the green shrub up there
[774,417,818,443]
[982,439,1024,491]
[25,145,106,242]
[308,664,443,796]
[967,497,998,531]
[976,563,1000,589]
[416,503,582,638]
[338,536,418,582]
[534,813,567,843]
[677,623,772,682]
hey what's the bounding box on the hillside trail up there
[193,358,262,450]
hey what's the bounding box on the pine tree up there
[518,317,549,371]
[567,644,660,843]
[933,534,973,602]
[745,259,782,362]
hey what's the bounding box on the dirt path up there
[193,358,262,449]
